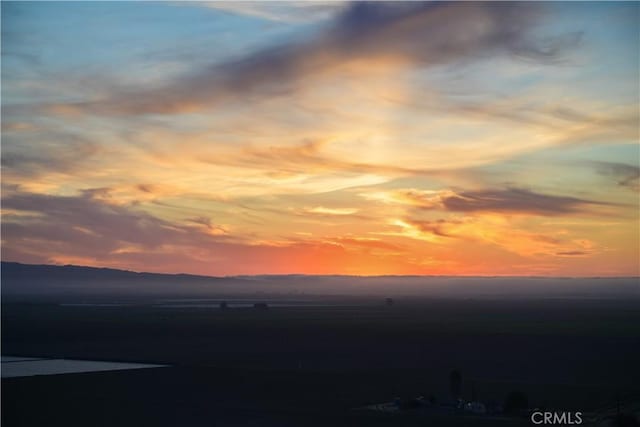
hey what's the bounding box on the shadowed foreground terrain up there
[3,292,640,426]
[2,263,640,426]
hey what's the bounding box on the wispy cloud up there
[389,215,598,259]
[304,206,359,216]
[363,187,609,216]
[48,2,579,116]
[441,188,610,215]
[0,189,420,275]
[2,131,102,179]
[194,1,346,23]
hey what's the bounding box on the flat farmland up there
[2,297,639,426]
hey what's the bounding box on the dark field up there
[2,296,640,426]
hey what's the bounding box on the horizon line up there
[2,261,638,281]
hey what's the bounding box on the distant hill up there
[1,261,212,282]
[0,261,246,298]
[1,261,639,299]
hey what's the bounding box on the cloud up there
[366,187,610,216]
[389,215,598,259]
[50,2,578,116]
[441,188,608,215]
[0,190,223,252]
[332,236,396,248]
[0,189,416,275]
[401,218,462,238]
[195,1,346,23]
[362,189,455,209]
[0,189,271,272]
[217,139,457,181]
[1,121,37,132]
[1,132,101,179]
[555,250,590,257]
[591,161,640,192]
[304,206,359,216]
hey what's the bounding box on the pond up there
[1,356,167,378]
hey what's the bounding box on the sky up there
[1,1,639,276]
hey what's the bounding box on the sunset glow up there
[2,1,639,276]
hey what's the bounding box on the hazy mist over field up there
[2,262,638,299]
